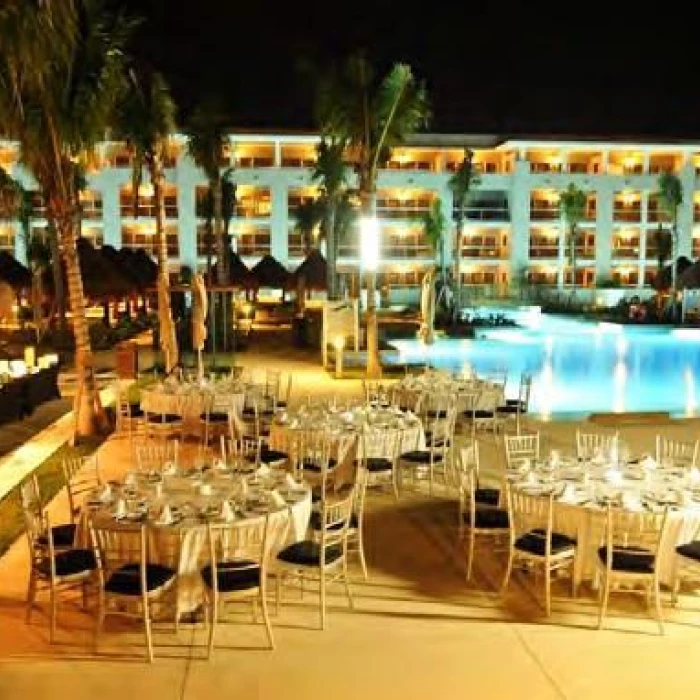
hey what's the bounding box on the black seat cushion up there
[276,401,287,409]
[425,409,448,419]
[597,545,655,573]
[105,562,176,596]
[677,540,700,562]
[424,431,450,449]
[400,450,443,464]
[128,403,145,418]
[38,548,97,577]
[475,487,500,507]
[277,540,343,567]
[260,448,288,464]
[474,410,494,418]
[364,457,393,473]
[302,457,338,473]
[147,413,182,425]
[242,407,275,418]
[496,404,519,414]
[310,511,357,531]
[515,529,576,556]
[201,560,261,592]
[200,411,229,423]
[38,523,77,549]
[472,507,510,529]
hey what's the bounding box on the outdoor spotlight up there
[359,216,380,273]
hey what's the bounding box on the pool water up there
[391,315,700,419]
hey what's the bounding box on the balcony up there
[377,203,432,220]
[530,162,562,174]
[613,208,641,223]
[530,207,559,221]
[694,205,700,223]
[236,156,274,168]
[612,245,641,259]
[461,206,509,222]
[575,245,596,260]
[529,244,559,259]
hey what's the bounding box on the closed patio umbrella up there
[158,274,179,373]
[418,269,435,345]
[191,272,208,379]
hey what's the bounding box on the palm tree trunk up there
[362,190,381,379]
[453,212,463,320]
[326,202,337,300]
[569,224,577,302]
[212,176,229,351]
[54,204,107,437]
[47,219,66,330]
[151,153,178,372]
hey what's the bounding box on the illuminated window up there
[122,223,179,258]
[233,227,271,257]
[120,184,178,218]
[79,190,103,221]
[0,225,15,252]
[81,226,104,248]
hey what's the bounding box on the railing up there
[530,207,559,220]
[461,248,508,259]
[236,157,274,168]
[120,204,178,218]
[281,158,315,168]
[461,207,510,221]
[383,161,434,171]
[381,246,432,259]
[575,247,596,259]
[529,246,559,258]
[530,163,562,174]
[376,206,432,219]
[611,246,641,259]
[234,204,271,218]
[612,209,641,222]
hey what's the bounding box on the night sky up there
[122,0,700,139]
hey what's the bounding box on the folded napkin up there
[257,464,271,478]
[199,483,213,496]
[239,479,249,498]
[641,455,657,470]
[284,473,300,490]
[213,458,226,471]
[124,472,137,486]
[98,484,112,502]
[220,499,235,522]
[269,490,286,508]
[114,499,127,519]
[157,504,174,525]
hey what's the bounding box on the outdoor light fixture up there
[359,216,380,273]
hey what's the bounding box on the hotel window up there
[233,226,271,257]
[377,190,434,220]
[79,190,103,221]
[646,193,667,224]
[609,152,644,176]
[461,269,499,285]
[613,192,641,222]
[694,195,700,223]
[564,268,595,287]
[235,186,271,218]
[233,143,274,168]
[612,230,641,259]
[693,232,700,259]
[445,151,502,174]
[106,143,133,168]
[383,268,426,289]
[384,149,435,171]
[460,190,509,221]
[281,145,316,168]
[567,152,602,174]
[530,190,560,220]
[529,228,559,258]
[461,229,508,258]
[649,153,681,174]
[196,223,216,257]
[121,223,179,258]
[381,227,432,258]
[527,269,558,285]
[0,225,15,252]
[81,225,104,248]
[288,188,319,215]
[0,146,16,170]
[611,268,639,287]
[28,190,47,217]
[584,194,597,221]
[119,184,178,218]
[527,151,563,174]
[575,231,596,259]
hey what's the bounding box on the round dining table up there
[84,464,311,619]
[395,372,505,412]
[507,454,700,586]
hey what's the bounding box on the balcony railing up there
[612,246,641,259]
[461,247,508,259]
[575,246,596,259]
[529,246,559,258]
[381,246,432,259]
[120,203,178,218]
[281,157,315,168]
[530,163,562,174]
[236,156,274,168]
[530,207,559,221]
[461,206,510,221]
[377,205,431,219]
[613,209,641,222]
[383,161,433,171]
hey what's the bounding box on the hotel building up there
[2,132,700,304]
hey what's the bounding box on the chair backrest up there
[458,456,479,528]
[135,440,179,472]
[504,432,540,468]
[352,466,370,529]
[506,484,556,555]
[19,476,56,570]
[457,441,480,478]
[519,373,533,410]
[265,370,282,401]
[278,374,293,404]
[391,386,423,414]
[576,430,618,460]
[289,429,334,484]
[655,436,699,468]
[115,381,138,424]
[423,391,454,417]
[363,380,390,406]
[425,405,457,456]
[487,368,508,389]
[205,514,283,595]
[90,522,148,597]
[361,426,401,463]
[319,484,356,558]
[62,455,102,521]
[221,435,262,468]
[600,505,669,575]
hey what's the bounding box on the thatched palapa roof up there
[292,249,327,290]
[251,254,290,289]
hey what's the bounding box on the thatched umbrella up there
[678,261,700,289]
[191,273,208,379]
[0,251,31,290]
[211,247,252,288]
[251,254,290,290]
[292,249,327,291]
[76,238,132,300]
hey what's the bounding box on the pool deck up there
[2,333,700,699]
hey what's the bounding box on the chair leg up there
[319,568,326,631]
[544,568,552,617]
[49,585,57,643]
[25,571,37,624]
[501,550,514,593]
[357,531,368,581]
[571,558,578,598]
[207,598,216,659]
[466,532,475,582]
[653,578,664,636]
[275,574,282,616]
[392,469,399,500]
[598,575,611,630]
[260,587,275,650]
[94,593,105,653]
[343,557,354,610]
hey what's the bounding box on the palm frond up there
[421,198,446,255]
[559,183,587,226]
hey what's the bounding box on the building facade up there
[2,132,700,303]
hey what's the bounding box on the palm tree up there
[119,69,179,372]
[312,138,349,299]
[448,149,480,316]
[657,171,684,319]
[293,199,323,256]
[421,197,447,288]
[0,0,134,436]
[651,223,673,286]
[559,183,587,294]
[316,53,429,378]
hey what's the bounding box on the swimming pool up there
[391,315,700,419]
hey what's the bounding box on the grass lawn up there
[0,436,104,558]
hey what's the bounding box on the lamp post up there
[360,216,381,379]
